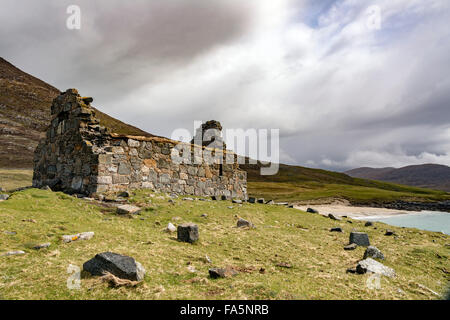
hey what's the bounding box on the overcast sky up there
[1,0,450,171]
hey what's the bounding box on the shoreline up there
[294,204,421,219]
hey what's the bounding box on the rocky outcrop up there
[33,89,247,199]
[83,252,146,281]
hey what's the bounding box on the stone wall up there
[33,89,247,199]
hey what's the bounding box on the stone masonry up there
[33,89,247,199]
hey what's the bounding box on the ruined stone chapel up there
[32,89,247,199]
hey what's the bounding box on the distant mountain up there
[346,164,450,192]
[0,57,154,168]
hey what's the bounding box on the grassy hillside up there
[0,188,448,300]
[244,163,450,204]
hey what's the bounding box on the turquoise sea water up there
[362,211,450,235]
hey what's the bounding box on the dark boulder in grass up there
[364,221,374,227]
[248,197,256,204]
[385,230,395,236]
[349,231,370,246]
[330,227,343,232]
[237,218,254,228]
[209,267,238,279]
[328,213,342,221]
[83,252,146,281]
[363,246,385,260]
[307,208,318,214]
[177,223,199,243]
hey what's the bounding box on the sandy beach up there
[294,204,419,219]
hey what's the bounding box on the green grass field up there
[0,169,33,191]
[1,188,448,300]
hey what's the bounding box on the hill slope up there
[0,57,154,168]
[242,162,450,204]
[346,164,450,192]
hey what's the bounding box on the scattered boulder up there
[83,252,146,281]
[257,198,265,204]
[211,196,218,201]
[118,191,130,198]
[356,258,395,278]
[265,200,275,205]
[201,213,208,218]
[166,223,177,233]
[237,218,254,228]
[177,223,199,243]
[62,231,94,243]
[276,262,293,268]
[0,194,9,201]
[209,267,238,279]
[248,197,256,204]
[349,231,370,246]
[33,243,51,250]
[288,204,294,208]
[232,199,243,204]
[363,246,385,260]
[344,243,358,250]
[205,255,212,263]
[182,197,194,201]
[22,219,37,223]
[4,231,17,235]
[330,227,343,232]
[385,230,395,236]
[221,195,229,201]
[328,213,342,221]
[364,221,374,227]
[2,250,25,256]
[307,208,318,214]
[117,205,141,215]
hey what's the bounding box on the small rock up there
[168,199,175,204]
[41,185,52,191]
[232,199,243,204]
[221,195,229,201]
[347,220,353,224]
[201,213,208,218]
[330,227,343,232]
[22,219,37,223]
[4,231,17,235]
[33,243,51,250]
[166,223,176,233]
[344,243,358,250]
[385,230,395,236]
[0,194,9,201]
[328,213,342,221]
[211,196,218,201]
[363,246,385,260]
[356,258,395,278]
[205,255,212,263]
[259,268,266,274]
[265,200,275,205]
[307,208,318,214]
[117,204,141,215]
[248,197,256,204]
[182,197,194,201]
[177,223,199,243]
[364,221,374,227]
[2,250,25,256]
[257,198,265,204]
[118,191,130,198]
[187,265,197,273]
[227,206,233,209]
[82,97,94,104]
[276,262,293,268]
[208,267,238,279]
[83,252,146,281]
[62,232,94,243]
[237,218,254,228]
[288,204,294,208]
[349,231,370,246]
